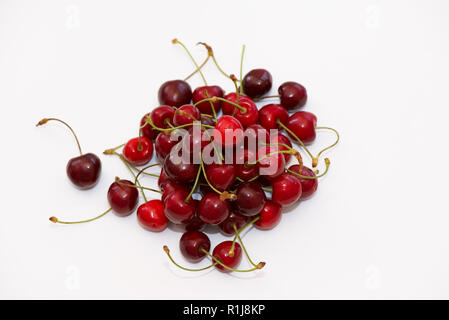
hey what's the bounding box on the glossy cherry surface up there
[179,230,211,262]
[150,105,175,129]
[288,164,318,200]
[243,124,270,149]
[271,173,302,207]
[285,111,317,144]
[278,81,307,110]
[213,115,244,148]
[234,149,259,181]
[198,193,231,225]
[192,85,224,115]
[163,151,199,183]
[204,163,236,192]
[235,181,266,216]
[219,210,248,236]
[173,104,201,126]
[254,200,282,230]
[270,133,293,163]
[259,104,289,130]
[155,131,181,161]
[213,241,242,272]
[163,188,196,224]
[122,136,153,166]
[137,199,168,232]
[242,69,272,98]
[257,146,286,179]
[158,80,192,107]
[107,179,139,216]
[161,180,188,202]
[222,93,258,128]
[66,153,101,189]
[140,113,157,140]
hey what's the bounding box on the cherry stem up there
[239,45,245,94]
[36,118,83,155]
[261,186,272,192]
[144,116,213,132]
[198,42,233,80]
[253,94,280,102]
[204,90,218,120]
[134,163,162,184]
[286,158,331,179]
[137,127,143,151]
[199,154,223,195]
[233,223,258,268]
[115,177,163,195]
[229,216,260,257]
[163,246,217,272]
[247,149,296,166]
[200,248,265,273]
[117,153,148,202]
[185,160,202,202]
[184,50,211,81]
[49,207,112,224]
[276,120,314,160]
[103,143,125,155]
[313,126,340,167]
[173,38,208,86]
[194,97,246,113]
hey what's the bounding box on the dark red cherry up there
[158,80,192,107]
[234,148,259,181]
[140,113,158,140]
[257,146,285,179]
[271,172,302,207]
[185,212,206,232]
[270,133,293,163]
[285,111,316,144]
[137,199,168,232]
[158,168,170,189]
[219,210,248,236]
[163,151,199,183]
[161,180,188,202]
[155,131,182,161]
[122,136,153,166]
[243,124,270,149]
[235,181,266,216]
[179,231,211,262]
[213,241,242,272]
[183,126,208,156]
[192,85,224,115]
[254,200,282,230]
[288,164,318,200]
[222,93,258,128]
[66,153,101,189]
[242,69,272,98]
[213,115,244,148]
[204,163,236,192]
[150,105,175,129]
[107,179,139,216]
[173,104,201,126]
[198,193,231,225]
[163,188,196,224]
[278,81,307,110]
[259,104,289,130]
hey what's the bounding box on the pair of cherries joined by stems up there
[38,39,339,274]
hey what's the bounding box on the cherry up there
[270,132,293,163]
[163,188,196,224]
[219,210,248,236]
[278,81,307,110]
[243,124,270,149]
[201,114,216,127]
[257,146,286,179]
[163,151,199,183]
[213,115,243,148]
[161,180,188,202]
[285,111,317,144]
[36,118,101,190]
[254,201,282,230]
[212,241,242,272]
[192,85,224,115]
[234,149,259,181]
[158,80,192,107]
[180,231,211,262]
[185,212,206,232]
[288,164,318,200]
[235,181,266,216]
[122,136,153,166]
[107,179,139,216]
[221,93,259,128]
[242,69,272,98]
[137,199,168,232]
[198,193,231,225]
[204,163,236,192]
[173,104,201,126]
[259,104,289,130]
[157,168,170,189]
[155,131,182,161]
[271,172,302,207]
[140,113,158,140]
[183,126,209,156]
[150,105,175,129]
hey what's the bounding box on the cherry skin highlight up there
[122,136,153,166]
[137,200,168,232]
[219,210,248,236]
[180,231,211,262]
[271,173,302,207]
[173,104,201,126]
[270,133,293,163]
[213,115,244,148]
[213,241,242,272]
[222,93,258,128]
[257,146,286,179]
[278,81,307,110]
[255,200,282,230]
[107,179,139,216]
[163,188,196,224]
[285,111,317,144]
[155,131,182,161]
[66,153,101,189]
[242,69,273,98]
[288,164,318,200]
[158,80,192,107]
[163,151,199,183]
[140,113,158,140]
[161,180,188,202]
[204,163,236,192]
[259,104,289,130]
[150,105,175,129]
[198,193,231,225]
[235,181,267,216]
[234,149,259,181]
[192,85,224,115]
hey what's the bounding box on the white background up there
[1,0,449,299]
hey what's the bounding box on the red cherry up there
[140,113,157,140]
[198,193,231,225]
[161,180,188,202]
[122,137,153,166]
[163,151,199,183]
[213,241,242,272]
[254,200,282,230]
[137,200,168,232]
[107,179,139,216]
[235,181,267,216]
[257,146,285,179]
[150,105,175,129]
[155,131,182,161]
[259,104,289,130]
[270,133,293,163]
[278,81,307,110]
[285,111,317,144]
[271,172,302,207]
[219,210,248,236]
[243,124,270,149]
[163,188,196,224]
[288,165,318,200]
[204,163,236,192]
[183,126,209,156]
[185,212,206,232]
[158,168,170,189]
[234,148,259,181]
[213,115,244,148]
[192,85,224,115]
[242,69,272,98]
[66,153,101,189]
[179,231,211,262]
[173,104,201,126]
[158,80,192,107]
[222,93,258,128]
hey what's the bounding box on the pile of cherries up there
[38,39,338,274]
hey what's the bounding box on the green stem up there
[117,153,148,202]
[230,216,260,255]
[313,127,340,166]
[239,45,245,94]
[185,163,202,202]
[36,118,83,155]
[200,248,264,273]
[173,39,208,85]
[49,208,112,224]
[286,158,331,179]
[233,224,258,268]
[184,53,210,81]
[277,120,314,160]
[163,246,217,272]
